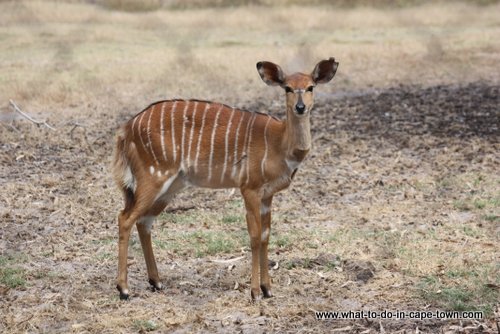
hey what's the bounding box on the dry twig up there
[9,99,56,130]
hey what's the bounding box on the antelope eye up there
[285,86,293,93]
[306,86,314,92]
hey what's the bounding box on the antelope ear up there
[311,57,339,84]
[256,61,285,86]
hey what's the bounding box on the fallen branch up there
[9,99,56,130]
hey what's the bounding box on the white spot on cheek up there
[150,166,155,175]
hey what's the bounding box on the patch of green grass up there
[0,255,28,289]
[462,226,481,238]
[271,234,291,249]
[132,319,159,332]
[189,231,244,257]
[454,196,499,212]
[473,199,487,209]
[159,212,197,225]
[417,267,499,316]
[154,230,247,257]
[482,214,499,222]
[100,0,162,12]
[221,214,243,224]
[0,267,27,289]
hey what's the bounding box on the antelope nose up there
[295,102,306,114]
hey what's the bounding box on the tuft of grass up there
[221,214,243,224]
[482,214,499,222]
[132,319,159,332]
[159,212,196,225]
[99,0,162,12]
[190,231,242,257]
[0,267,27,289]
[271,234,291,249]
[0,255,28,289]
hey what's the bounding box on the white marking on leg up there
[261,227,269,243]
[149,166,155,175]
[245,113,258,184]
[138,216,155,234]
[194,103,210,174]
[220,107,235,182]
[154,172,179,201]
[147,105,159,165]
[208,104,223,182]
[260,204,270,216]
[187,101,198,168]
[231,111,245,179]
[170,101,178,163]
[180,101,189,169]
[160,102,167,162]
[157,170,162,178]
[261,116,272,180]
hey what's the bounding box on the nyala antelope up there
[113,58,339,300]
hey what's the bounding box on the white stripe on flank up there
[194,103,210,174]
[245,113,257,184]
[220,107,235,182]
[137,111,147,156]
[208,104,223,181]
[180,101,189,168]
[170,101,178,163]
[154,172,179,201]
[260,116,272,179]
[160,102,167,162]
[231,111,245,178]
[186,101,198,168]
[147,105,159,165]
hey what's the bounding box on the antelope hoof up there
[148,279,163,292]
[261,285,273,298]
[251,288,262,302]
[117,285,129,300]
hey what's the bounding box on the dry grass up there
[0,1,499,333]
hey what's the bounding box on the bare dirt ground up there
[0,1,499,333]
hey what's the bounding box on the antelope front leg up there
[259,196,273,298]
[241,189,263,300]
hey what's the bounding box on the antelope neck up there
[283,109,311,161]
